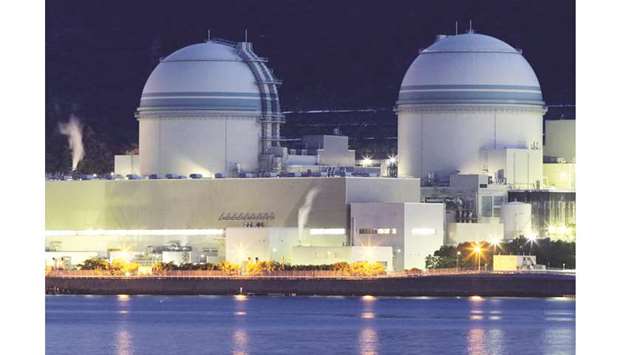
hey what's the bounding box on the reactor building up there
[45,32,575,272]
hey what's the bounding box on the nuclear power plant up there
[45,32,576,272]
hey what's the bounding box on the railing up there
[45,268,573,280]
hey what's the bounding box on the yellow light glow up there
[117,294,130,301]
[362,295,376,302]
[469,295,484,302]
[234,295,248,302]
[361,156,373,167]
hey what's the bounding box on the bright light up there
[526,234,538,242]
[473,245,482,254]
[234,295,247,301]
[117,294,130,301]
[361,312,375,319]
[489,238,501,247]
[362,295,376,302]
[388,155,397,165]
[469,295,484,302]
[362,156,373,167]
[411,228,436,236]
[309,228,346,235]
[45,229,225,237]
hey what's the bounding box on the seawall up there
[46,273,575,297]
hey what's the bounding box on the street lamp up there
[526,234,537,255]
[456,251,461,272]
[473,245,482,272]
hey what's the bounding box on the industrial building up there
[46,32,575,272]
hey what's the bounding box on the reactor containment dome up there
[137,39,283,177]
[396,33,546,188]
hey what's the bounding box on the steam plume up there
[58,115,85,171]
[298,187,320,243]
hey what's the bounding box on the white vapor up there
[58,115,85,171]
[298,187,320,242]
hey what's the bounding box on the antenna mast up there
[455,21,458,35]
[244,29,248,42]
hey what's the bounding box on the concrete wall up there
[544,163,576,191]
[45,235,224,261]
[403,203,445,270]
[544,120,575,163]
[46,273,576,297]
[484,148,543,188]
[225,228,299,265]
[350,202,443,271]
[114,155,140,176]
[139,116,261,177]
[46,177,420,231]
[398,107,543,179]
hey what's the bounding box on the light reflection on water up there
[46,295,575,355]
[359,327,378,355]
[232,328,248,355]
[115,329,132,355]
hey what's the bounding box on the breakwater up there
[46,272,575,297]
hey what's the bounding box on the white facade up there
[544,120,575,163]
[484,148,543,188]
[136,40,282,177]
[114,155,140,176]
[350,202,444,270]
[139,117,261,177]
[500,202,532,240]
[397,33,545,181]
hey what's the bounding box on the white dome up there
[138,40,278,114]
[398,33,544,107]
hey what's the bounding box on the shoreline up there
[46,272,575,298]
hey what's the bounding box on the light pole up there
[473,245,482,272]
[456,251,461,272]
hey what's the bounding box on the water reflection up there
[115,329,132,355]
[359,327,378,355]
[467,328,505,355]
[467,328,486,355]
[232,329,248,355]
[543,327,574,355]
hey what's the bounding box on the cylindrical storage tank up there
[396,33,546,181]
[501,202,532,240]
[136,40,281,177]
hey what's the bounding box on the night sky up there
[46,0,575,173]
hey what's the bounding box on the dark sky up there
[46,0,575,173]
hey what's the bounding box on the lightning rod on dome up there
[244,29,248,42]
[455,21,458,35]
[468,20,473,33]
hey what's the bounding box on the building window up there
[359,228,396,235]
